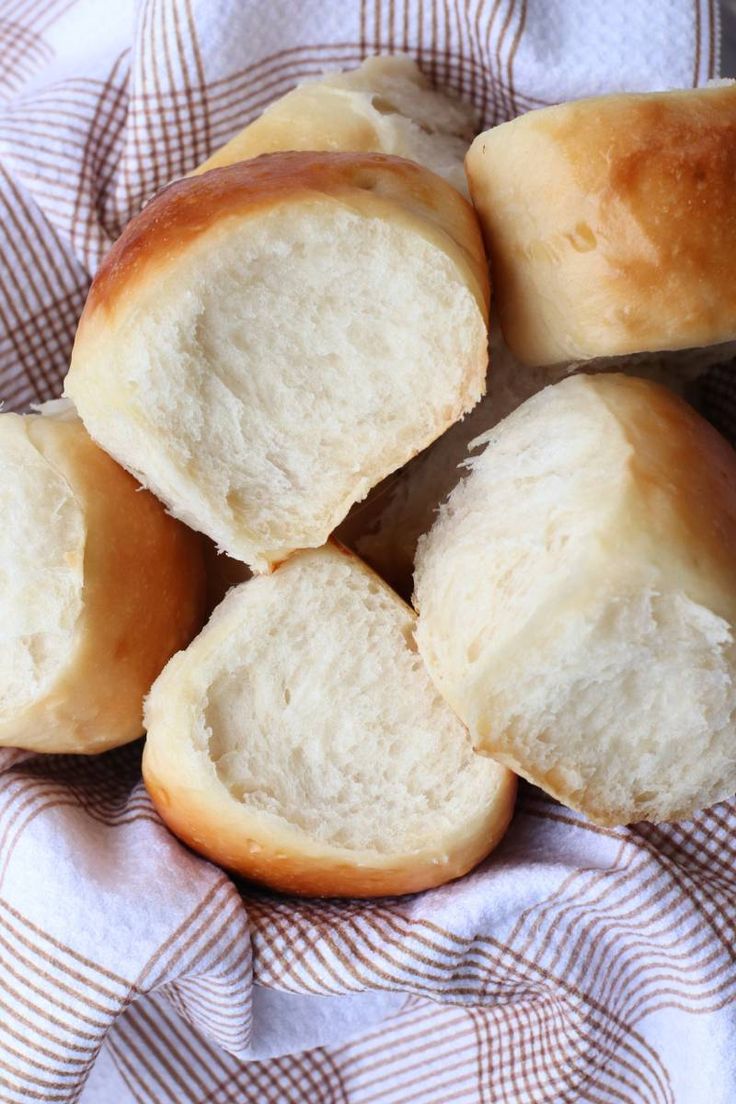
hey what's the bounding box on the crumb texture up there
[0,417,83,720]
[70,198,485,570]
[415,374,736,824]
[197,549,498,851]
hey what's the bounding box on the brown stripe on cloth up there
[182,0,213,160]
[134,880,239,991]
[0,14,52,98]
[694,0,702,85]
[0,166,85,385]
[708,0,716,78]
[0,898,130,993]
[0,794,160,889]
[504,0,527,117]
[71,52,131,269]
[0,750,146,880]
[523,799,736,1020]
[0,4,733,1102]
[248,899,665,1102]
[493,0,518,121]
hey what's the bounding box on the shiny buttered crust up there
[65,152,489,571]
[0,410,206,754]
[415,374,736,826]
[143,544,515,898]
[191,55,476,194]
[466,82,736,367]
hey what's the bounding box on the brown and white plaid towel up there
[0,2,733,1102]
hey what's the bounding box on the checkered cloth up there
[1,2,734,1102]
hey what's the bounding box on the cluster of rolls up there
[6,56,736,897]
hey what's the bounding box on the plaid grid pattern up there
[0,1,733,1101]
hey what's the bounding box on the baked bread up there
[466,83,736,372]
[335,307,702,600]
[65,151,489,573]
[335,325,699,599]
[414,373,736,827]
[0,405,206,754]
[336,330,558,596]
[192,55,476,194]
[143,543,515,897]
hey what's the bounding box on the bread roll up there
[143,544,515,897]
[414,373,736,827]
[0,406,206,754]
[466,83,736,371]
[65,151,489,573]
[335,326,699,600]
[336,331,558,596]
[192,55,475,194]
[336,347,701,598]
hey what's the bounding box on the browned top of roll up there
[466,83,736,367]
[85,150,489,325]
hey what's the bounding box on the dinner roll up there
[143,543,515,897]
[336,331,557,596]
[414,373,736,827]
[466,83,736,372]
[65,151,489,573]
[335,326,702,598]
[0,405,205,754]
[192,55,475,194]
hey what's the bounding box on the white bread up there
[0,406,206,754]
[466,83,736,371]
[192,55,475,194]
[65,151,490,573]
[143,543,515,897]
[414,373,736,827]
[336,331,558,596]
[334,328,696,598]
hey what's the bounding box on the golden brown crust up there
[590,374,736,625]
[2,415,207,754]
[143,755,516,898]
[466,84,736,366]
[188,54,476,183]
[188,69,400,177]
[190,103,380,175]
[79,151,489,329]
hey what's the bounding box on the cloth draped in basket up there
[0,2,734,1102]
